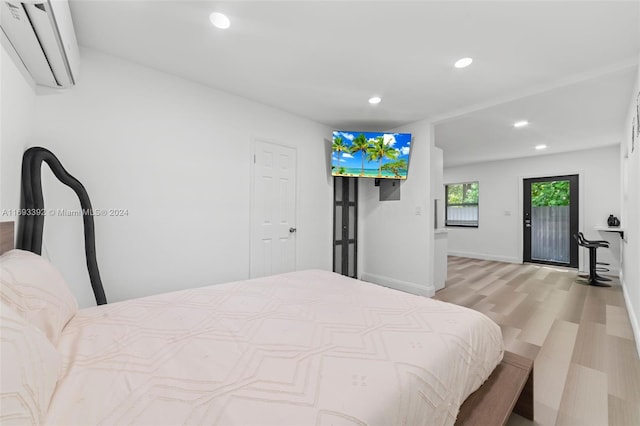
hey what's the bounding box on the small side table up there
[594,225,625,240]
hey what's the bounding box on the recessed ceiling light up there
[454,57,473,68]
[535,144,547,150]
[514,120,529,128]
[209,12,230,29]
[368,96,382,105]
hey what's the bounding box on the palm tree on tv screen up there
[332,136,349,171]
[350,133,370,176]
[367,136,398,177]
[381,158,408,178]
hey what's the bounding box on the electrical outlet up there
[415,206,422,215]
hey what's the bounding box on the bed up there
[0,148,533,425]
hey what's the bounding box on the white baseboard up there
[447,251,521,264]
[620,272,640,358]
[361,272,434,297]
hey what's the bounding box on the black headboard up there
[18,147,107,305]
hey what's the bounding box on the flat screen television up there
[332,131,412,179]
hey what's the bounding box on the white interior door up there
[251,140,297,278]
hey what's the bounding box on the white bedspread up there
[46,270,503,426]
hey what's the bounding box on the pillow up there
[1,302,62,425]
[0,249,78,345]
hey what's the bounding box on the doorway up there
[523,174,579,268]
[333,177,357,278]
[250,140,297,278]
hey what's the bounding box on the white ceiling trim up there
[430,57,638,125]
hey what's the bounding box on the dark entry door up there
[523,175,579,268]
[333,177,357,278]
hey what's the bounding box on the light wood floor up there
[434,256,640,426]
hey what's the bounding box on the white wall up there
[360,119,435,296]
[620,58,640,355]
[10,48,332,307]
[444,146,621,273]
[431,147,447,291]
[0,42,36,225]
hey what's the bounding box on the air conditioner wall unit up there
[1,0,79,88]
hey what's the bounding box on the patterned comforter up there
[46,270,503,425]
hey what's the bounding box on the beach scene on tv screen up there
[332,131,412,179]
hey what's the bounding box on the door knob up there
[289,227,297,233]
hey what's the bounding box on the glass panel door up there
[523,175,578,268]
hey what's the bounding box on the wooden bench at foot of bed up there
[456,350,534,426]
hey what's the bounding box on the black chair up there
[578,232,612,282]
[581,234,611,274]
[573,232,611,287]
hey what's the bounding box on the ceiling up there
[435,66,637,167]
[68,1,639,166]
